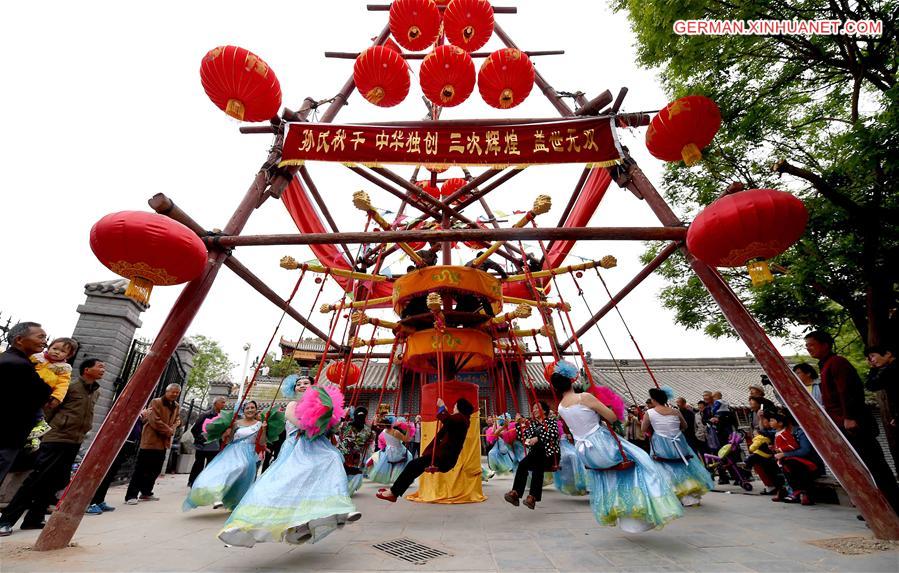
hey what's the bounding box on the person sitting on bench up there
[375,397,474,502]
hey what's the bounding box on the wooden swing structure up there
[36,2,899,549]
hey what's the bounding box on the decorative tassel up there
[747,260,774,286]
[124,277,153,304]
[225,98,245,121]
[681,142,702,166]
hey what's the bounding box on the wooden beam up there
[324,49,564,60]
[211,226,687,247]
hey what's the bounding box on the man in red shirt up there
[805,331,899,514]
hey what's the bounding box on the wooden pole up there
[618,159,899,540]
[35,161,274,551]
[211,226,688,247]
[560,241,679,350]
[574,90,614,116]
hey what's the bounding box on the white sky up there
[0,1,799,382]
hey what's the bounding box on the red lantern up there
[382,37,403,53]
[646,95,721,166]
[354,46,410,107]
[687,188,808,286]
[326,361,362,387]
[440,177,468,201]
[200,46,282,122]
[89,212,208,304]
[416,180,442,199]
[443,0,495,52]
[389,0,441,52]
[420,45,476,108]
[478,49,535,109]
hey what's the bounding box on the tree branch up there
[771,159,863,216]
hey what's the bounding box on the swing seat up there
[652,454,694,463]
[588,460,635,472]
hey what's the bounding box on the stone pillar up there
[72,279,146,452]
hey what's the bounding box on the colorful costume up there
[183,421,261,511]
[486,425,516,474]
[554,438,589,496]
[218,386,359,547]
[368,425,412,484]
[558,398,682,532]
[337,421,373,496]
[646,408,714,506]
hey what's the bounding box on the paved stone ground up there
[1,471,897,572]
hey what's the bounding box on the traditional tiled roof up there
[278,336,327,352]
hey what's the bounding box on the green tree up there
[263,352,301,378]
[616,0,899,347]
[185,335,235,403]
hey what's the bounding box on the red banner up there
[279,117,622,168]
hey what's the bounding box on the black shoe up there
[21,521,45,530]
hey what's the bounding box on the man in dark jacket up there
[187,397,226,487]
[806,330,899,514]
[866,344,898,479]
[0,358,104,535]
[0,322,51,487]
[376,397,473,502]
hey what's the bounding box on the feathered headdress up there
[554,360,579,380]
[294,385,346,439]
[587,384,626,421]
[661,385,676,403]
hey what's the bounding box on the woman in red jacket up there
[768,410,824,505]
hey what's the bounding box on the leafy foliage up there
[619,0,899,346]
[185,335,235,403]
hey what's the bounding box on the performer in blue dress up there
[368,416,412,484]
[554,361,683,532]
[183,401,266,511]
[486,416,516,475]
[554,420,589,496]
[218,380,361,547]
[643,387,714,506]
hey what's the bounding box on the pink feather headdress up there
[588,384,626,421]
[294,385,346,439]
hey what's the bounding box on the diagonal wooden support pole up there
[616,158,899,540]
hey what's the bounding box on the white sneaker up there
[124,499,139,505]
[346,512,362,522]
[212,501,224,509]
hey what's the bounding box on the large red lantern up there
[326,361,361,387]
[200,46,282,122]
[420,45,476,108]
[687,188,808,286]
[443,0,495,52]
[646,95,721,166]
[416,180,442,199]
[478,49,535,109]
[354,46,410,107]
[389,0,442,52]
[89,212,208,304]
[440,177,468,201]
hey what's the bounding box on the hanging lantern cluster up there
[420,45,475,108]
[326,361,361,387]
[478,48,535,109]
[200,45,282,122]
[89,212,208,304]
[353,46,411,108]
[646,95,721,166]
[443,0,495,52]
[389,0,442,52]
[686,188,808,286]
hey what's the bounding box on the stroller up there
[703,430,753,491]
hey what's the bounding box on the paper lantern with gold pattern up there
[478,49,535,109]
[354,46,411,107]
[646,95,721,166]
[389,0,442,52]
[200,46,282,122]
[420,45,476,108]
[687,188,807,286]
[443,0,494,52]
[89,211,208,304]
[326,361,361,387]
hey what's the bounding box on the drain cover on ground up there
[372,538,450,565]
